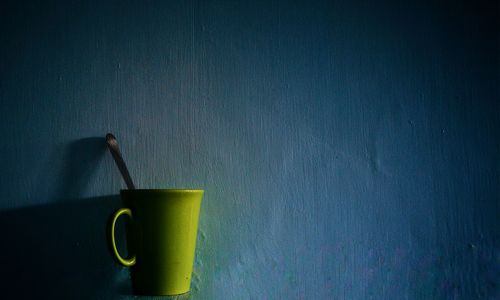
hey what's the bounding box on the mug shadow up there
[0,195,133,299]
[0,136,134,299]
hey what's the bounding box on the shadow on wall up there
[0,137,131,298]
[0,196,131,299]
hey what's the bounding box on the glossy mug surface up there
[108,189,204,295]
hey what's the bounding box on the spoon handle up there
[106,133,136,189]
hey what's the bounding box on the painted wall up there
[0,0,498,299]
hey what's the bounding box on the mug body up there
[121,189,204,295]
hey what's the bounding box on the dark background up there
[0,0,498,299]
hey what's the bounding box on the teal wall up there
[0,0,498,299]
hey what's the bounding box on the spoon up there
[106,133,136,189]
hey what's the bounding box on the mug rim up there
[120,188,204,193]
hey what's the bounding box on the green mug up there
[108,189,204,295]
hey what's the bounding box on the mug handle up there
[109,208,136,267]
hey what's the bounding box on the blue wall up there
[0,0,498,299]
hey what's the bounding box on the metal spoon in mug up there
[106,133,136,189]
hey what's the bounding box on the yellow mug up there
[108,189,204,295]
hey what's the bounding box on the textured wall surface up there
[0,0,498,299]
